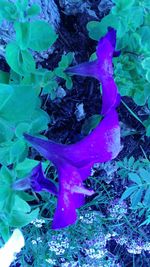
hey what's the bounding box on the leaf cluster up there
[87,0,150,134]
[0,0,75,245]
[0,83,49,165]
[118,156,150,224]
[0,0,74,99]
[0,164,40,243]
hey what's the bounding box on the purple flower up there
[13,163,58,196]
[66,27,120,116]
[24,109,120,229]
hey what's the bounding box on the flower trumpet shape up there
[24,109,120,229]
[66,27,120,116]
[13,163,58,196]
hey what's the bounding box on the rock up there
[0,0,60,60]
[75,103,85,121]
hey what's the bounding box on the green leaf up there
[81,114,102,135]
[5,42,35,75]
[128,173,142,185]
[133,90,147,106]
[59,52,73,68]
[19,49,36,73]
[142,57,150,70]
[15,158,40,177]
[0,119,14,143]
[4,193,15,214]
[9,208,39,227]
[0,85,39,123]
[89,52,96,61]
[0,0,18,21]
[13,195,31,213]
[14,21,30,50]
[30,114,50,134]
[65,76,73,90]
[0,142,13,165]
[87,21,103,41]
[139,26,150,50]
[124,7,143,31]
[146,70,150,83]
[15,158,48,178]
[0,166,14,185]
[17,191,35,201]
[28,20,57,52]
[9,139,27,163]
[112,0,135,12]
[139,168,150,183]
[42,80,58,99]
[121,185,137,200]
[15,0,28,12]
[0,220,10,243]
[55,53,73,90]
[139,215,150,226]
[143,187,150,206]
[131,188,143,208]
[87,14,118,41]
[26,4,41,17]
[15,122,30,138]
[0,84,14,111]
[0,184,10,201]
[127,156,135,168]
[0,70,9,84]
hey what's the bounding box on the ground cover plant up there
[0,0,150,266]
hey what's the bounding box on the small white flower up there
[31,240,37,245]
[46,258,56,264]
[36,237,42,243]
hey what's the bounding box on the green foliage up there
[26,4,41,17]
[14,21,31,50]
[0,166,39,241]
[0,0,57,75]
[0,84,49,165]
[0,0,19,21]
[87,0,150,110]
[81,114,102,135]
[15,158,49,178]
[6,41,36,75]
[117,156,149,179]
[0,70,9,83]
[118,157,150,218]
[121,169,150,208]
[0,2,149,265]
[54,53,74,89]
[87,0,150,136]
[9,208,39,227]
[28,20,57,52]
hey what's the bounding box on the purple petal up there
[24,110,120,229]
[61,109,120,168]
[52,163,94,229]
[96,27,116,63]
[66,28,119,115]
[66,61,98,79]
[24,133,64,165]
[24,110,120,173]
[13,163,58,196]
[30,163,58,195]
[100,78,120,115]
